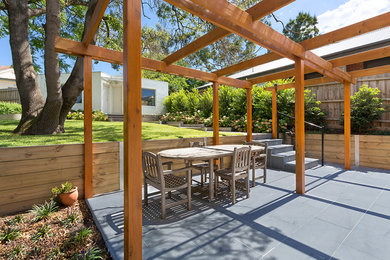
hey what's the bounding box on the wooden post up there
[212,82,220,145]
[272,86,277,139]
[295,58,305,194]
[246,88,252,142]
[344,81,351,170]
[123,0,142,259]
[84,56,93,199]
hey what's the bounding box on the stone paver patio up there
[87,165,390,259]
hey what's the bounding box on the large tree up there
[0,0,123,134]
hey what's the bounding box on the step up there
[267,144,294,154]
[270,151,297,167]
[284,158,320,172]
[250,139,283,146]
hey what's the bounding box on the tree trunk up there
[58,0,98,131]
[25,0,62,134]
[7,0,45,134]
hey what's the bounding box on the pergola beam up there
[165,0,352,83]
[162,0,294,65]
[82,0,110,47]
[251,45,390,85]
[214,11,390,77]
[54,36,251,89]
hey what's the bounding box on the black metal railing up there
[277,111,325,166]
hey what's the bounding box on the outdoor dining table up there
[158,144,265,200]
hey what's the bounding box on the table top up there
[158,144,264,160]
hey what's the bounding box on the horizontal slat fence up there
[0,142,120,216]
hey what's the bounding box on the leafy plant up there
[51,181,74,198]
[30,200,59,222]
[71,246,103,260]
[0,227,21,243]
[48,247,65,259]
[70,227,93,244]
[5,215,25,226]
[340,86,386,133]
[7,243,26,259]
[60,208,81,227]
[0,102,22,115]
[31,225,53,241]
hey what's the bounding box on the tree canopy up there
[283,11,319,42]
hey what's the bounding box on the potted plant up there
[51,181,78,206]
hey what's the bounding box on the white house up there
[0,66,16,90]
[37,71,168,116]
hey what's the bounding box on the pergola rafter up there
[164,0,353,83]
[213,11,390,77]
[52,0,390,258]
[162,0,295,65]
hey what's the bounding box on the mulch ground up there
[0,200,112,259]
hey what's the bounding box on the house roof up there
[231,27,390,81]
[0,66,16,80]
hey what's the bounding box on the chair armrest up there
[163,166,193,175]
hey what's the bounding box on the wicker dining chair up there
[245,141,268,187]
[142,151,192,219]
[215,146,252,204]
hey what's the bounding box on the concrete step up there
[270,151,297,167]
[284,158,320,172]
[267,144,294,154]
[250,139,283,146]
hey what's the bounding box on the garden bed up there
[0,200,111,259]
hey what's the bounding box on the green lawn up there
[0,120,240,147]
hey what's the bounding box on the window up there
[142,88,155,106]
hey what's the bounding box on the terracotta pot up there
[59,187,78,206]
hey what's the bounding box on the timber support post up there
[84,56,93,199]
[344,81,351,170]
[213,82,220,145]
[246,88,252,142]
[295,58,305,194]
[123,0,143,258]
[272,84,278,139]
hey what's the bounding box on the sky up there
[0,0,389,76]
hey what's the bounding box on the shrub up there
[67,110,108,121]
[0,101,22,114]
[170,89,189,113]
[187,89,200,113]
[30,200,59,222]
[199,88,213,118]
[340,85,386,133]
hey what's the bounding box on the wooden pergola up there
[54,0,390,258]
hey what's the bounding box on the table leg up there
[209,158,214,200]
